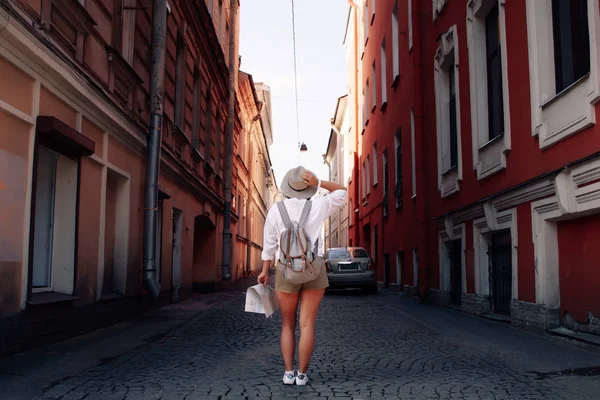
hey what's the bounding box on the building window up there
[364,1,369,45]
[215,107,222,175]
[467,0,511,180]
[552,0,590,93]
[366,155,371,194]
[383,149,389,216]
[449,67,458,169]
[408,0,413,51]
[349,198,353,225]
[372,61,377,112]
[205,85,213,161]
[526,0,598,149]
[394,129,402,208]
[362,161,367,198]
[434,26,462,197]
[392,2,400,83]
[410,108,417,198]
[174,30,187,131]
[364,79,370,127]
[192,66,202,151]
[112,0,137,65]
[371,0,376,23]
[485,4,504,142]
[372,142,378,186]
[381,38,388,105]
[433,0,448,21]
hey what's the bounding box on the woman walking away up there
[258,166,347,386]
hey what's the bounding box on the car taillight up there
[325,261,332,271]
[367,261,374,270]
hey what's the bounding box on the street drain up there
[531,365,600,380]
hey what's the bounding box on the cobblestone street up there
[2,289,600,399]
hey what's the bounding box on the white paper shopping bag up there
[245,284,279,318]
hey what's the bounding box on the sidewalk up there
[0,283,253,400]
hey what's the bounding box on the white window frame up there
[365,79,370,123]
[467,0,512,180]
[434,25,463,198]
[526,0,600,149]
[433,0,448,21]
[366,155,371,193]
[381,38,388,105]
[364,1,369,46]
[371,0,376,23]
[408,0,413,51]
[394,130,402,208]
[373,142,378,186]
[438,223,466,295]
[362,161,367,198]
[372,61,377,112]
[410,109,416,198]
[392,2,400,83]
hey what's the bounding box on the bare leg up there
[276,291,300,371]
[298,288,326,373]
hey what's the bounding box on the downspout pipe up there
[348,0,361,247]
[143,0,167,299]
[222,0,239,281]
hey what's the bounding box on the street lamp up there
[299,142,308,152]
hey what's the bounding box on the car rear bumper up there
[327,271,377,288]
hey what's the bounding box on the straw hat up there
[280,166,318,199]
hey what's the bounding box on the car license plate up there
[339,262,360,271]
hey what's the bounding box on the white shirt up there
[261,189,347,261]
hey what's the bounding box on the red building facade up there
[348,0,600,333]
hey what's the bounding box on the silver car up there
[325,247,377,294]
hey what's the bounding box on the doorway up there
[31,144,77,295]
[490,231,512,315]
[171,208,182,302]
[383,253,390,288]
[449,239,462,305]
[193,214,217,289]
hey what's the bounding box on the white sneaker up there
[295,372,308,386]
[282,371,295,385]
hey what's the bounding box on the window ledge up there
[541,73,590,109]
[380,102,388,112]
[361,52,365,61]
[442,165,458,177]
[371,105,377,114]
[365,119,370,127]
[391,75,400,88]
[478,133,504,151]
[28,292,79,306]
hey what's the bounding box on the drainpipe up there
[142,0,167,299]
[348,0,361,247]
[245,110,262,274]
[221,0,239,281]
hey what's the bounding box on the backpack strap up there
[298,200,312,228]
[276,201,293,229]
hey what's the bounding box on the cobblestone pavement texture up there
[2,290,600,399]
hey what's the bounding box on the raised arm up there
[301,171,347,193]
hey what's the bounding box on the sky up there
[239,0,349,188]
